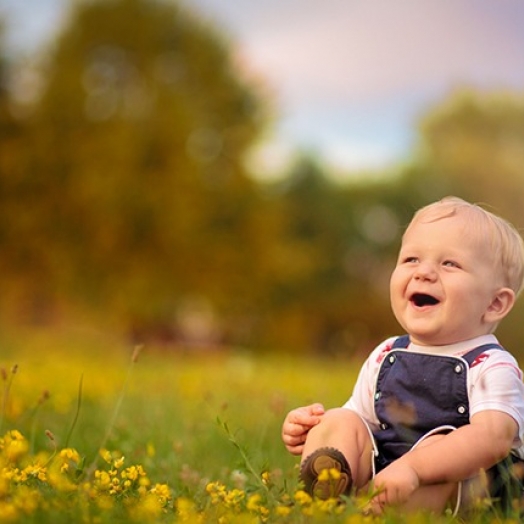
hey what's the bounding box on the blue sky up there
[2,0,524,179]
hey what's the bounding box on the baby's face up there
[389,214,504,346]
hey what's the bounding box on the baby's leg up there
[301,408,374,490]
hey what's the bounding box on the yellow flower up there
[113,456,125,469]
[246,493,262,511]
[275,505,292,516]
[294,489,312,506]
[317,469,330,482]
[2,431,28,462]
[329,467,341,480]
[59,448,80,462]
[127,493,163,521]
[176,497,204,523]
[224,487,245,508]
[150,483,171,505]
[47,467,77,493]
[317,467,341,482]
[205,481,227,505]
[122,465,138,481]
[259,506,270,520]
[21,464,47,482]
[99,449,112,464]
[315,497,343,514]
[94,470,112,491]
[6,430,24,441]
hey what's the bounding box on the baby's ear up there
[485,288,515,324]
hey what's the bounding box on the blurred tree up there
[3,2,524,356]
[415,89,524,228]
[0,23,49,322]
[266,89,524,353]
[398,89,524,355]
[3,0,274,342]
[266,156,403,354]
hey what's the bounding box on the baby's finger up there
[309,403,325,415]
[283,425,308,442]
[283,422,309,437]
[289,409,321,426]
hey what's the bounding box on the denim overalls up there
[372,335,524,511]
[373,335,503,471]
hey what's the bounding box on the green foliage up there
[0,0,275,336]
[414,90,524,227]
[1,4,524,357]
[0,328,519,523]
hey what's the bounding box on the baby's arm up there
[282,403,325,455]
[370,410,517,510]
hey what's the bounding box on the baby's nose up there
[414,263,437,281]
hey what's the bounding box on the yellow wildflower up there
[59,448,80,462]
[125,493,164,521]
[150,483,171,506]
[261,470,270,484]
[317,467,341,482]
[2,431,28,462]
[294,489,312,506]
[259,505,270,520]
[99,449,112,464]
[110,476,122,495]
[113,456,125,469]
[329,467,341,480]
[275,505,292,516]
[224,487,245,508]
[315,497,344,514]
[122,464,144,481]
[59,447,81,474]
[94,470,112,491]
[206,481,227,505]
[176,497,196,521]
[247,493,262,511]
[21,463,47,482]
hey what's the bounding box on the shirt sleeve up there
[468,349,524,451]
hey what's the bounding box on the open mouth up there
[410,293,440,307]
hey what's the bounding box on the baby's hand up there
[365,462,420,514]
[281,403,325,455]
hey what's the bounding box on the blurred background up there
[1,0,524,357]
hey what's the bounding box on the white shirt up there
[343,334,524,458]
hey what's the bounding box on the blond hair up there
[407,196,524,296]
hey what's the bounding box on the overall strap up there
[392,334,410,349]
[462,343,504,366]
[391,335,504,367]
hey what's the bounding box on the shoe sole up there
[300,447,352,499]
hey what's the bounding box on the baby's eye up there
[403,256,418,263]
[442,260,460,268]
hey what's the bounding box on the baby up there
[282,196,524,515]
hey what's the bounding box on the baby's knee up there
[309,408,365,437]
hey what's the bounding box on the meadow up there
[0,326,519,523]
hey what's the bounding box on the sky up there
[2,0,524,179]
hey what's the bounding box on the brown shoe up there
[300,447,352,499]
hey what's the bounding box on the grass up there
[0,325,520,522]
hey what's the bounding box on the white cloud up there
[233,0,524,103]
